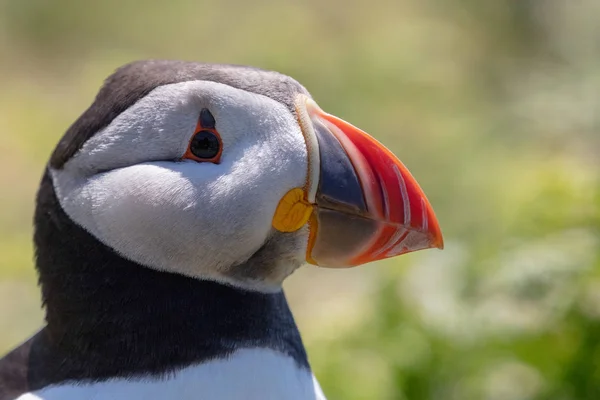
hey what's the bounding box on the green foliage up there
[0,0,598,398]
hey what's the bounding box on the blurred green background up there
[1,0,599,399]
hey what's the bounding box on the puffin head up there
[47,60,443,293]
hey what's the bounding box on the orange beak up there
[298,97,443,268]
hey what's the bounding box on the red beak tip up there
[429,226,444,250]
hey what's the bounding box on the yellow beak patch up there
[272,188,313,233]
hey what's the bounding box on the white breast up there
[16,348,327,400]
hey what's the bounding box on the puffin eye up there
[183,109,223,163]
[190,131,220,159]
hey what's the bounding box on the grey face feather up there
[227,227,309,287]
[51,60,310,169]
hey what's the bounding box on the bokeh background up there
[1,1,599,399]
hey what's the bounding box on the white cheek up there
[51,134,307,287]
[51,80,310,289]
[52,162,274,281]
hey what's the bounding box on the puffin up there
[0,60,443,400]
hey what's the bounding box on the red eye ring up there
[183,109,222,164]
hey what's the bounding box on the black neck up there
[29,170,308,386]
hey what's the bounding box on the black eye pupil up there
[190,130,220,159]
